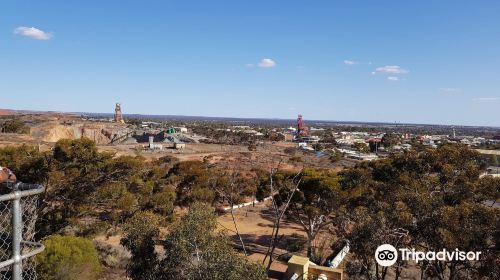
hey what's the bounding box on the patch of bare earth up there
[217,202,312,279]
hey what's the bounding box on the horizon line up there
[2,107,500,129]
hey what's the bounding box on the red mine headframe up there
[297,114,308,136]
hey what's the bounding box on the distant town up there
[2,104,500,177]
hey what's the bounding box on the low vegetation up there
[334,145,500,279]
[122,202,267,280]
[0,119,29,134]
[37,235,101,280]
[0,138,498,280]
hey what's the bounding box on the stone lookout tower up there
[114,103,124,123]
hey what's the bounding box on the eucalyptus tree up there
[283,168,343,263]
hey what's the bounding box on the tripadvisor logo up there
[375,244,398,266]
[375,244,482,267]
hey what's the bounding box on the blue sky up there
[1,1,499,126]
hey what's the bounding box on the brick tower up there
[114,103,124,123]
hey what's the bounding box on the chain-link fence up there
[0,183,45,280]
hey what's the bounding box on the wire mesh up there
[0,200,13,279]
[0,183,44,280]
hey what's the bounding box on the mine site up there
[0,105,358,171]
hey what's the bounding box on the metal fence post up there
[12,191,22,280]
[0,183,45,280]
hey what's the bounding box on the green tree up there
[161,202,266,280]
[53,138,106,170]
[0,144,50,183]
[353,142,369,153]
[1,119,28,133]
[257,168,303,271]
[334,144,499,280]
[381,133,400,148]
[284,169,342,263]
[491,154,499,166]
[169,161,214,205]
[328,149,343,163]
[125,118,142,126]
[37,235,101,280]
[0,137,177,242]
[150,186,176,215]
[121,211,161,280]
[211,170,258,256]
[0,139,170,237]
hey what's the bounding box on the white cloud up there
[387,76,399,81]
[344,60,356,65]
[258,58,276,68]
[374,65,408,74]
[14,26,53,40]
[245,63,254,68]
[473,97,499,101]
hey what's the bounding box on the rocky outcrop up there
[30,121,129,144]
